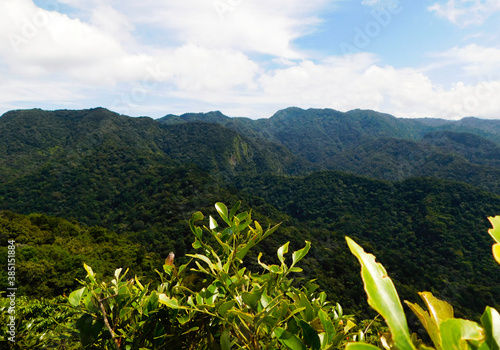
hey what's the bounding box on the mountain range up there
[0,106,499,320]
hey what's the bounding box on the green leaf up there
[298,292,315,322]
[257,252,269,271]
[221,328,231,350]
[242,290,261,311]
[298,320,321,350]
[419,292,454,323]
[76,313,95,346]
[493,244,500,265]
[406,301,441,350]
[215,202,231,225]
[262,223,281,240]
[481,307,500,350]
[346,237,416,350]
[488,216,500,244]
[318,309,335,344]
[278,242,290,265]
[274,327,306,350]
[193,238,202,249]
[346,343,382,350]
[182,326,200,335]
[209,216,218,230]
[158,294,186,309]
[228,309,254,324]
[235,239,256,261]
[344,320,356,333]
[186,254,215,274]
[114,268,125,282]
[405,292,454,350]
[260,289,273,309]
[439,318,483,350]
[218,300,236,316]
[83,263,96,283]
[189,211,204,240]
[134,275,145,291]
[291,241,311,267]
[163,264,175,274]
[229,201,241,220]
[68,287,86,307]
[488,217,500,265]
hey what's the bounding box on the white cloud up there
[150,51,499,120]
[1,0,499,121]
[236,54,500,119]
[0,0,260,88]
[162,44,259,92]
[0,0,141,82]
[428,0,500,26]
[114,0,329,58]
[426,44,500,80]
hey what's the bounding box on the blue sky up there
[1,0,499,119]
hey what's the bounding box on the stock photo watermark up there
[340,1,403,56]
[110,65,168,116]
[7,0,59,53]
[213,0,244,21]
[6,240,17,343]
[453,77,497,118]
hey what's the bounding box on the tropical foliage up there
[345,215,500,350]
[1,206,498,350]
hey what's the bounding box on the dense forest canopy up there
[0,107,499,348]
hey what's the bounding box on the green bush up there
[65,202,362,349]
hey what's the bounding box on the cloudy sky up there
[1,0,499,119]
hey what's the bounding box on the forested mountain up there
[160,107,500,192]
[1,107,499,321]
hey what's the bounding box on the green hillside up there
[0,210,161,298]
[0,107,499,322]
[160,107,500,192]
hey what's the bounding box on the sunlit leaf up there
[291,241,311,267]
[346,343,382,350]
[344,320,356,333]
[215,202,230,225]
[488,216,500,244]
[158,294,187,309]
[68,287,86,307]
[83,263,96,284]
[439,318,483,350]
[278,242,290,265]
[405,292,454,350]
[262,223,281,240]
[186,254,215,274]
[481,307,500,350]
[209,216,218,230]
[493,244,500,265]
[257,252,269,271]
[346,237,416,350]
[134,275,144,291]
[114,268,123,281]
